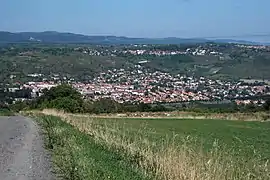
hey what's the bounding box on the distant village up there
[8,66,270,105]
[77,43,270,57]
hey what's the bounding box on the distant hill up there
[0,31,265,45]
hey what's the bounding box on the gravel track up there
[0,116,53,180]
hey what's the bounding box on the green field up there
[98,118,270,159]
[0,108,14,116]
[33,111,270,180]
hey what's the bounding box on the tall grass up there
[0,109,14,116]
[71,111,270,122]
[39,109,270,180]
[32,114,152,180]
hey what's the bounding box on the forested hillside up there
[1,43,270,84]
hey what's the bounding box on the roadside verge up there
[30,113,152,180]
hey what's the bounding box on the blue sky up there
[1,0,270,39]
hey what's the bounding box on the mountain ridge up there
[0,31,267,45]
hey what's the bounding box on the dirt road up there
[0,116,53,180]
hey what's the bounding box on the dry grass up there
[38,110,270,122]
[38,109,270,180]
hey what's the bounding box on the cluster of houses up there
[77,46,222,57]
[18,67,270,105]
[75,43,269,58]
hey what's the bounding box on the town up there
[1,42,270,107]
[75,43,270,57]
[10,66,269,105]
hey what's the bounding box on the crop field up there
[31,110,270,180]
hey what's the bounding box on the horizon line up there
[1,30,270,40]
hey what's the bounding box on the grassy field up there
[101,117,270,159]
[0,109,14,116]
[31,110,270,180]
[33,114,151,180]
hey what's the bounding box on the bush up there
[35,84,84,113]
[263,99,270,111]
[50,97,82,113]
[86,98,124,114]
[10,100,29,112]
[0,103,14,116]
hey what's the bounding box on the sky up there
[1,0,270,39]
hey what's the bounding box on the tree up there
[245,102,259,112]
[138,103,151,112]
[92,98,123,114]
[50,97,82,113]
[82,100,95,113]
[36,84,83,113]
[40,84,82,102]
[263,98,270,111]
[10,100,29,112]
[151,104,167,112]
